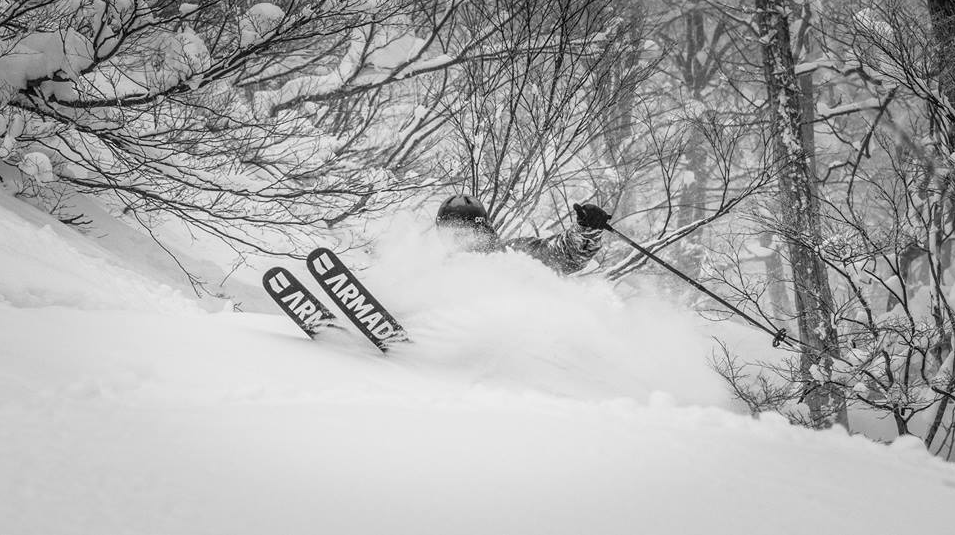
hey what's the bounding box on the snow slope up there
[0,192,200,313]
[2,194,955,535]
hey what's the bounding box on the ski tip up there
[306,248,339,278]
[307,247,334,259]
[262,267,293,296]
[262,266,284,281]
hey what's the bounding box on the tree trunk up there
[676,128,707,281]
[755,0,847,428]
[925,0,955,444]
[928,1,955,112]
[760,232,793,317]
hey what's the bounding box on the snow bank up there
[0,191,200,313]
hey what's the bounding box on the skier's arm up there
[503,204,611,275]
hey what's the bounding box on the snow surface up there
[2,192,955,534]
[0,193,200,313]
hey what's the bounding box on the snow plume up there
[332,212,730,407]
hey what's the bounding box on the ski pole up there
[605,224,795,348]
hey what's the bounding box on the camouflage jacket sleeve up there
[502,223,603,275]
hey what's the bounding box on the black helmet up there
[436,194,489,228]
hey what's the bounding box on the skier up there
[435,194,611,275]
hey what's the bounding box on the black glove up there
[573,203,611,230]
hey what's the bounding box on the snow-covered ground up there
[2,191,955,535]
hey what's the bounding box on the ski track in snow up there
[2,193,955,534]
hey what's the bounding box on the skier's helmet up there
[435,194,489,229]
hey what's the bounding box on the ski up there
[306,247,408,352]
[262,266,337,339]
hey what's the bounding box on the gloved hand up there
[573,203,611,230]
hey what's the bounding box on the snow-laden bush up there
[0,0,527,257]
